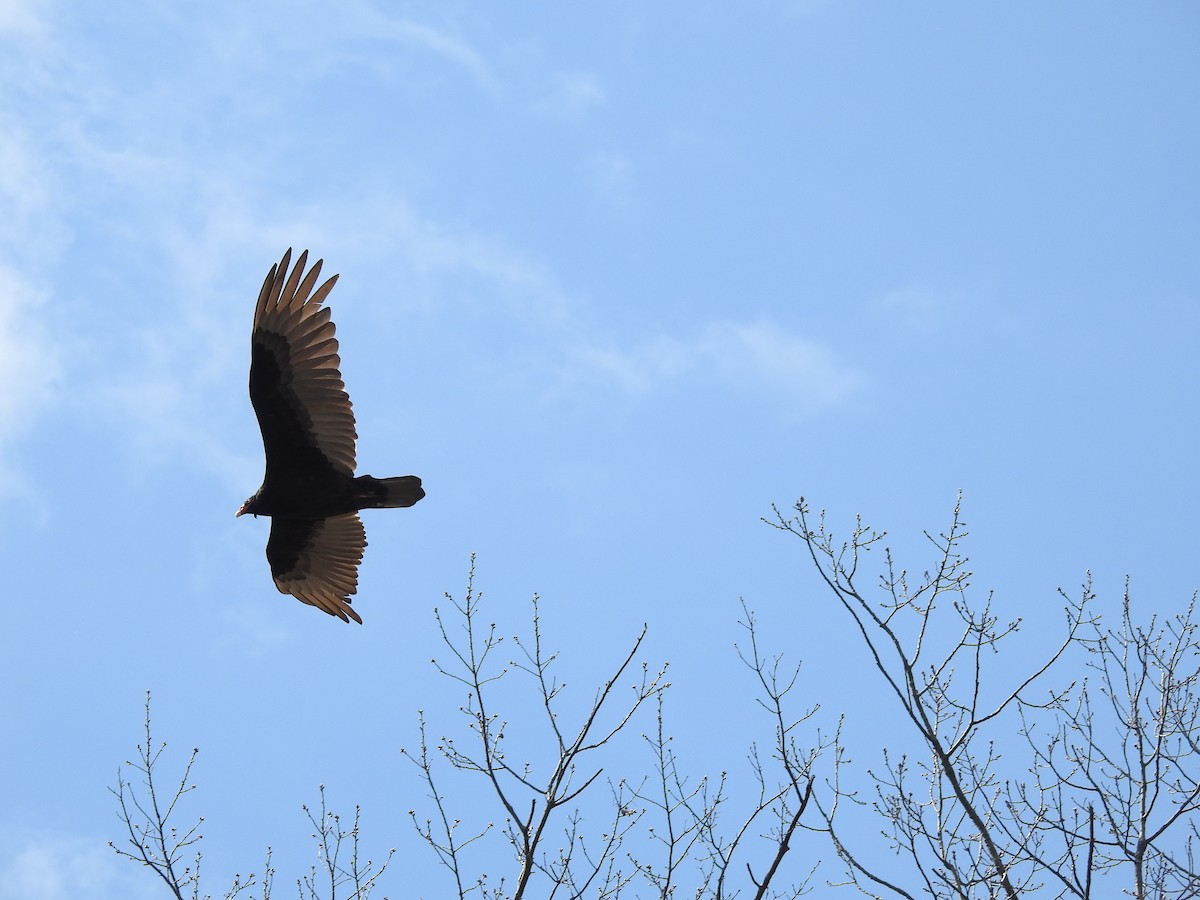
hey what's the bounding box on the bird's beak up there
[235,506,247,517]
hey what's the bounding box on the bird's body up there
[243,471,415,519]
[238,248,424,623]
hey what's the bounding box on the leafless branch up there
[408,554,667,899]
[108,691,259,900]
[766,495,1094,898]
[297,785,393,900]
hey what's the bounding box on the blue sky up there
[1,2,1198,897]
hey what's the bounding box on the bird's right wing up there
[266,513,366,624]
[250,248,358,479]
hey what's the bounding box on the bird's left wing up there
[266,513,367,624]
[250,248,358,478]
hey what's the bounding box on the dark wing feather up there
[267,513,366,624]
[250,248,357,479]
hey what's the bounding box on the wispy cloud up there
[374,203,570,324]
[700,319,862,405]
[568,318,862,412]
[779,0,837,17]
[215,599,299,656]
[0,265,58,444]
[0,256,59,518]
[0,131,49,237]
[586,150,637,211]
[0,121,69,267]
[873,285,960,334]
[0,831,160,900]
[534,71,607,120]
[343,3,498,94]
[0,0,46,35]
[0,265,57,518]
[0,0,858,501]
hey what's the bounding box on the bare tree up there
[114,566,827,900]
[403,558,831,899]
[110,691,260,900]
[711,603,828,899]
[619,603,827,900]
[117,496,1200,899]
[1009,581,1200,899]
[401,555,670,899]
[768,494,1200,899]
[298,786,393,900]
[110,692,389,900]
[767,495,1094,898]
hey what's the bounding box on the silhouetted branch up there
[767,495,1094,898]
[117,497,1200,900]
[405,554,667,899]
[297,786,393,899]
[1009,581,1200,898]
[108,691,259,900]
[112,694,387,900]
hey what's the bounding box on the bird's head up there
[236,495,259,518]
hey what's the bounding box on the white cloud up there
[0,832,160,900]
[0,132,49,234]
[780,0,837,16]
[390,207,569,324]
[343,4,498,95]
[0,127,68,265]
[699,319,861,405]
[535,71,607,120]
[0,0,46,35]
[0,0,854,483]
[95,356,255,489]
[0,265,58,444]
[215,599,299,656]
[85,267,263,495]
[587,151,637,210]
[873,285,960,333]
[263,190,576,332]
[568,318,862,412]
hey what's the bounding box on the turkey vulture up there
[237,248,424,624]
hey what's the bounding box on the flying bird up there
[237,248,424,623]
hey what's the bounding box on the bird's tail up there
[356,474,425,509]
